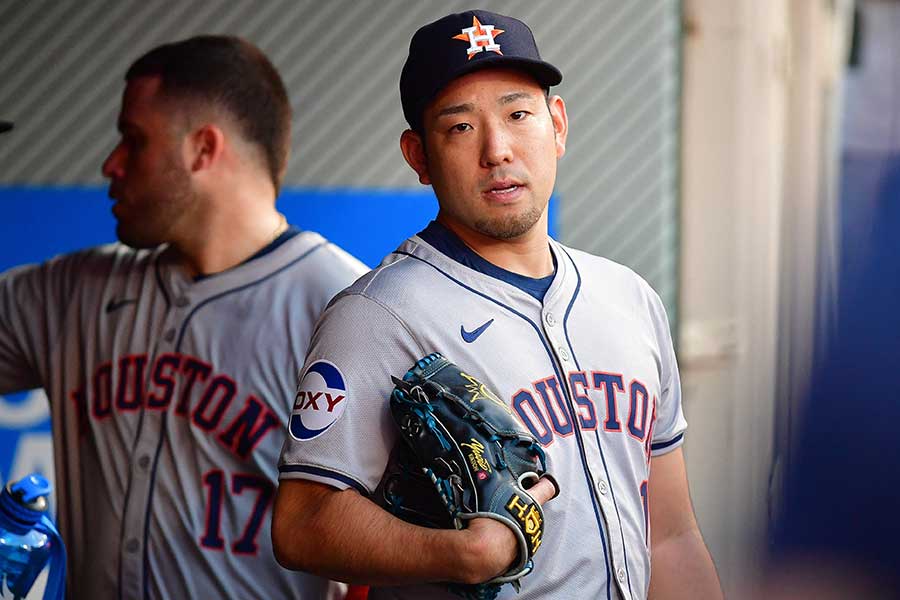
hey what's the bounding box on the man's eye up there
[450,123,472,133]
[510,110,529,120]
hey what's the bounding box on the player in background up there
[273,10,722,600]
[0,36,366,599]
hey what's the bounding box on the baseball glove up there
[377,352,549,600]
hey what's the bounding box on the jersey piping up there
[153,253,171,307]
[650,433,684,451]
[561,246,634,600]
[119,249,168,600]
[142,410,169,600]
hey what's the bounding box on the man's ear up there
[186,124,226,173]
[547,95,568,159]
[400,129,431,185]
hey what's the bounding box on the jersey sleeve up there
[645,286,687,456]
[277,291,426,494]
[0,254,83,394]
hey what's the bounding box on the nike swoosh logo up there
[460,319,494,343]
[105,298,137,313]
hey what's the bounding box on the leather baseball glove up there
[377,353,550,600]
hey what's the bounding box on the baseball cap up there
[0,121,12,134]
[400,10,562,132]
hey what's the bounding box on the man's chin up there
[116,224,162,250]
[475,210,544,240]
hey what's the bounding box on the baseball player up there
[273,10,722,600]
[0,36,366,599]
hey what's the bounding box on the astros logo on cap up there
[452,16,505,59]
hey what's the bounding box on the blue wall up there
[0,186,443,271]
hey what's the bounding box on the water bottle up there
[0,474,65,600]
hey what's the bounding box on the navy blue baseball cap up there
[400,10,562,132]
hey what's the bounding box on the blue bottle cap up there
[9,474,50,512]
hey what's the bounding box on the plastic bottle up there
[0,474,65,600]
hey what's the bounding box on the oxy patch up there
[289,360,348,441]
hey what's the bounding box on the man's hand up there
[458,476,558,584]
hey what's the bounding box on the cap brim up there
[449,55,562,90]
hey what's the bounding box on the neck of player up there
[438,213,554,279]
[175,182,285,279]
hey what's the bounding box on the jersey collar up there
[416,220,556,301]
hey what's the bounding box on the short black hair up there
[127,35,291,190]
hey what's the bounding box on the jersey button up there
[138,455,151,470]
[596,479,608,495]
[164,329,176,342]
[125,538,140,553]
[558,347,570,361]
[544,313,556,327]
[175,296,190,307]
[616,567,626,583]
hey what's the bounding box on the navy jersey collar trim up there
[193,225,301,281]
[417,220,556,302]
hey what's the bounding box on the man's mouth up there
[484,179,525,197]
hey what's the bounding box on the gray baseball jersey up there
[278,224,687,600]
[0,229,367,599]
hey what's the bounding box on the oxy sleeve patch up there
[289,360,349,441]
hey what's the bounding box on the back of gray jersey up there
[0,230,367,599]
[279,234,686,600]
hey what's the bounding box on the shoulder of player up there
[553,240,673,331]
[3,242,159,283]
[317,252,432,325]
[0,243,162,314]
[286,231,368,278]
[555,241,655,295]
[335,246,439,301]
